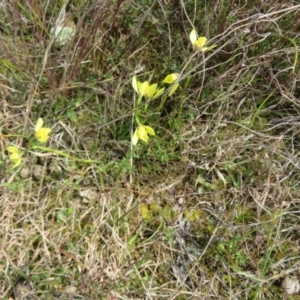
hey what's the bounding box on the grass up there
[1,0,300,299]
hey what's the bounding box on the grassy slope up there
[1,0,300,299]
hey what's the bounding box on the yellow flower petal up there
[7,146,22,168]
[168,83,179,96]
[144,126,155,136]
[35,128,52,143]
[10,152,21,163]
[189,29,198,45]
[195,36,207,49]
[163,73,179,84]
[10,156,21,168]
[139,81,149,96]
[154,87,165,98]
[7,146,20,154]
[205,44,218,51]
[146,83,158,98]
[34,118,51,143]
[132,128,139,145]
[132,76,138,94]
[132,76,162,99]
[137,125,149,142]
[35,118,44,132]
[132,124,155,145]
[190,30,216,52]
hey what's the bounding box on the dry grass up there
[1,0,300,299]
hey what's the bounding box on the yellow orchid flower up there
[132,124,155,145]
[132,76,165,99]
[35,118,52,143]
[7,146,22,168]
[189,29,217,52]
[163,73,179,84]
[163,73,180,96]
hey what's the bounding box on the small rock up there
[282,276,300,294]
[63,285,77,294]
[79,188,97,201]
[13,281,38,300]
[20,167,30,179]
[32,165,44,181]
[48,161,62,174]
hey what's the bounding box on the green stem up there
[134,115,141,125]
[158,95,167,111]
[31,145,101,164]
[285,37,298,74]
[137,96,143,106]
